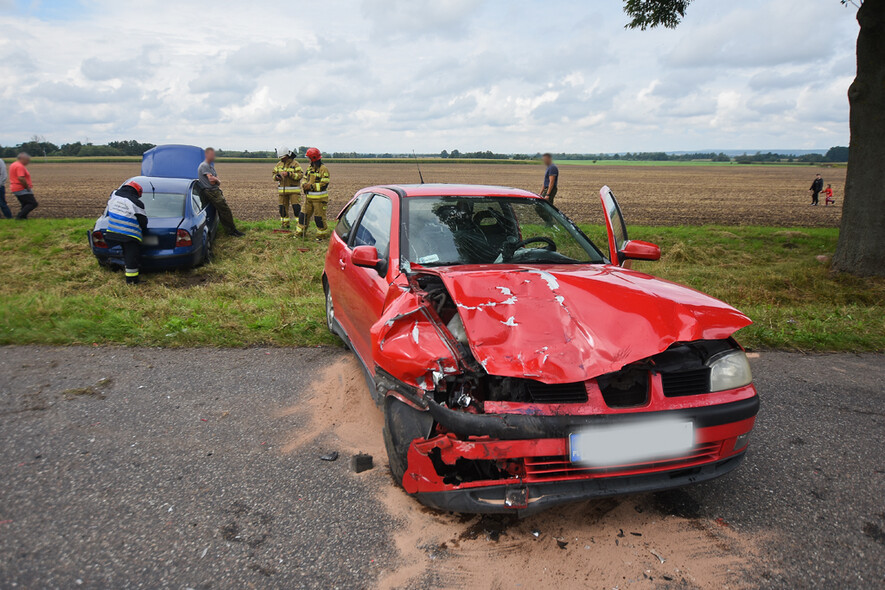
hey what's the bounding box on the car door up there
[599,185,661,267]
[325,192,373,347]
[337,193,394,365]
[599,185,630,265]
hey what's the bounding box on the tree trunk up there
[832,0,885,276]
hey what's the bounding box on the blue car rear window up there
[140,193,186,218]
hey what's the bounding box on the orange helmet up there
[306,147,322,162]
[125,181,143,196]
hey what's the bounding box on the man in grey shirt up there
[0,157,11,218]
[196,147,244,237]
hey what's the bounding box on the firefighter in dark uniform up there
[104,181,148,284]
[272,150,304,229]
[297,147,331,239]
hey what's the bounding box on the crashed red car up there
[323,184,758,515]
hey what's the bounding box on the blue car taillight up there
[176,229,192,247]
[92,231,108,249]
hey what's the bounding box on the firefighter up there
[104,181,148,284]
[297,148,331,239]
[272,150,304,229]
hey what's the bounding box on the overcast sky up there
[0,0,858,153]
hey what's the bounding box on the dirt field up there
[23,161,844,227]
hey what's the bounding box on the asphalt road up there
[0,346,883,589]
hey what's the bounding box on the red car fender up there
[370,283,461,390]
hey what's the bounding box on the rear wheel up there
[324,280,335,334]
[198,229,213,266]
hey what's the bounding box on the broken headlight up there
[706,350,753,392]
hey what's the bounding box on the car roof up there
[125,176,194,194]
[370,184,539,198]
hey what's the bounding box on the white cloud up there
[0,0,858,152]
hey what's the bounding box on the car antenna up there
[412,150,425,184]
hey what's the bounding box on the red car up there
[323,184,758,515]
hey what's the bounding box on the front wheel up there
[383,397,434,488]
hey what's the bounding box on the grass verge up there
[0,220,881,351]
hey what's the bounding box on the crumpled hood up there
[435,264,751,384]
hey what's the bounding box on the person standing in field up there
[9,153,38,219]
[297,147,331,239]
[197,148,245,237]
[103,181,148,285]
[0,157,11,218]
[540,153,559,205]
[272,150,303,229]
[824,184,835,206]
[809,173,823,206]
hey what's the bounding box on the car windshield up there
[140,193,186,218]
[403,196,606,266]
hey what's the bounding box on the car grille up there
[526,381,588,404]
[596,368,649,408]
[523,441,723,482]
[661,368,711,397]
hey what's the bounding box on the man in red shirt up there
[9,153,38,219]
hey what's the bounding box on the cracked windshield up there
[404,197,605,266]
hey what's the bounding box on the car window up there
[403,197,605,266]
[140,193,187,218]
[191,185,203,213]
[335,193,372,243]
[352,195,393,258]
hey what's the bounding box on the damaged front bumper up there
[415,453,747,516]
[401,395,759,514]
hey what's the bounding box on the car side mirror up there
[352,245,386,274]
[619,240,661,262]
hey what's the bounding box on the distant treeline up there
[0,139,157,158]
[547,146,849,163]
[0,138,849,163]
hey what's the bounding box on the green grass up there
[0,219,334,347]
[0,220,881,351]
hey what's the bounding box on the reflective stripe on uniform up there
[108,212,140,228]
[125,268,139,277]
[307,192,328,199]
[107,224,142,241]
[107,210,142,240]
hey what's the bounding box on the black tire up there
[383,396,434,488]
[197,230,212,267]
[324,280,336,335]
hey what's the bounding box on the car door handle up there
[339,258,346,269]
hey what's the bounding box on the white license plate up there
[142,235,159,246]
[569,418,694,466]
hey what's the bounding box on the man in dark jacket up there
[104,181,148,284]
[809,174,823,206]
[539,153,559,205]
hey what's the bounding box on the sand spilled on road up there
[281,357,765,589]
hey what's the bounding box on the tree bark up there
[832,0,885,276]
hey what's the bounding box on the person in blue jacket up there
[104,181,148,284]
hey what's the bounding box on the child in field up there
[823,184,835,206]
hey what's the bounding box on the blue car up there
[88,145,218,270]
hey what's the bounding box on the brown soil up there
[26,161,843,227]
[280,357,769,589]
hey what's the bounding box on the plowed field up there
[24,162,844,227]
